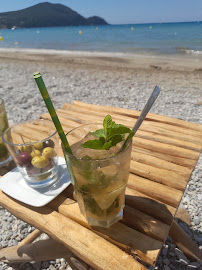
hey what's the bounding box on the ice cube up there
[92,186,124,210]
[95,164,119,179]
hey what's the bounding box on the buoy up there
[0,36,3,41]
[150,26,152,29]
[131,27,134,30]
[36,31,40,34]
[79,31,82,35]
[96,27,98,30]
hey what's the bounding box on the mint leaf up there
[103,115,113,132]
[110,135,124,147]
[102,142,111,150]
[81,114,133,150]
[83,195,103,216]
[108,126,132,139]
[111,123,124,128]
[81,139,105,149]
[91,129,106,138]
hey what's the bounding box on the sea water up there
[0,22,202,56]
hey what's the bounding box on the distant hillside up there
[0,2,109,29]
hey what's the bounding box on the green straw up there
[33,72,73,155]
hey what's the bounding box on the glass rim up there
[2,119,57,147]
[0,98,4,107]
[62,123,132,161]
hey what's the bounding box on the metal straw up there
[33,72,73,155]
[121,85,161,151]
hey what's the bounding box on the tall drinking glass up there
[62,124,132,228]
[0,98,11,166]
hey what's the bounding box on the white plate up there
[0,157,71,207]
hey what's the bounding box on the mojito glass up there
[63,124,132,228]
[0,98,11,166]
[2,119,59,188]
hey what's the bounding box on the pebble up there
[164,266,171,270]
[12,240,18,246]
[187,265,198,269]
[162,246,168,256]
[174,248,189,264]
[163,258,170,265]
[49,265,56,270]
[179,258,188,265]
[197,194,202,201]
[33,261,41,269]
[41,261,49,268]
[59,266,66,270]
[193,217,200,225]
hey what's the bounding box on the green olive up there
[31,149,41,158]
[19,145,32,153]
[33,142,43,151]
[43,147,56,159]
[31,156,49,168]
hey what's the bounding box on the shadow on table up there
[2,188,201,270]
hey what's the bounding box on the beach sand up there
[0,48,201,270]
[0,48,201,125]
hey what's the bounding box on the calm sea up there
[0,22,202,56]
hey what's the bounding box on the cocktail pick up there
[33,72,73,155]
[121,86,161,151]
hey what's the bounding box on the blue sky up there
[1,0,202,24]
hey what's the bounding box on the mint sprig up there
[81,115,133,150]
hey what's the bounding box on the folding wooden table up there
[0,101,202,270]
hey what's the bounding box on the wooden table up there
[0,101,202,270]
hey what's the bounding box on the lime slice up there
[92,188,122,210]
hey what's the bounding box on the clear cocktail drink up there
[63,124,132,228]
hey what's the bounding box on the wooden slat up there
[133,147,197,169]
[141,121,202,139]
[41,111,200,161]
[133,137,199,160]
[131,151,192,177]
[122,206,170,242]
[70,101,202,133]
[139,123,202,145]
[62,103,202,145]
[127,174,183,208]
[130,160,187,191]
[125,188,175,225]
[48,195,161,266]
[0,239,73,264]
[57,107,202,146]
[0,190,146,270]
[169,221,202,261]
[135,129,201,151]
[37,115,200,168]
[52,109,200,160]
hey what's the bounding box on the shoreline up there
[0,48,202,73]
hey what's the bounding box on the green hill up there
[0,2,109,29]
